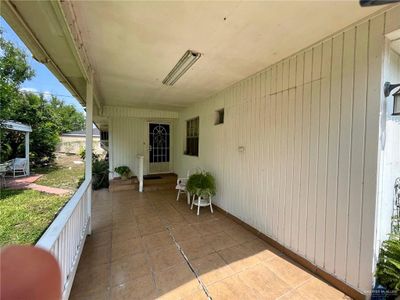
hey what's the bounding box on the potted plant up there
[187,171,216,198]
[374,216,400,299]
[114,166,131,180]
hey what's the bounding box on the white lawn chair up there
[176,170,191,204]
[6,158,27,178]
[0,163,9,188]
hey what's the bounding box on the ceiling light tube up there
[162,50,201,86]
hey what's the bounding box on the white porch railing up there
[36,179,92,300]
[137,155,144,192]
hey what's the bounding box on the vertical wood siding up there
[376,47,400,259]
[174,7,400,293]
[108,107,178,177]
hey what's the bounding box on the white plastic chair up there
[0,163,9,188]
[176,170,190,204]
[7,158,27,177]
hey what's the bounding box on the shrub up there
[79,148,99,161]
[186,171,216,197]
[92,159,109,190]
[376,234,400,294]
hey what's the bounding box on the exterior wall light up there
[384,82,400,116]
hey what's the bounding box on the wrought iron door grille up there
[149,124,170,163]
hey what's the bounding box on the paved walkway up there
[69,189,349,300]
[5,175,71,195]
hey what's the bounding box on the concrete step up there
[143,173,177,191]
[144,182,176,192]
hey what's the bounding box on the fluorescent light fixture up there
[162,50,201,86]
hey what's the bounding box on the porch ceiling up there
[2,1,387,110]
[72,1,383,109]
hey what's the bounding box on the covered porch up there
[70,188,347,300]
[2,1,400,299]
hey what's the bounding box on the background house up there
[57,128,105,155]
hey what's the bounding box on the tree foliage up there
[49,97,85,133]
[0,29,35,121]
[0,29,85,165]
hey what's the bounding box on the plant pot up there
[121,175,128,180]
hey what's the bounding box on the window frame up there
[185,117,199,156]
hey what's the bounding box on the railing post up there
[25,131,30,176]
[85,72,93,235]
[137,155,144,192]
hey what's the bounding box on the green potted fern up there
[186,171,216,198]
[114,166,132,180]
[375,216,400,299]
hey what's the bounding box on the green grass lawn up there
[35,165,84,190]
[0,189,69,246]
[0,155,84,246]
[34,155,84,190]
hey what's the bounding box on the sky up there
[0,17,84,112]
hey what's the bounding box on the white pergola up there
[2,120,32,176]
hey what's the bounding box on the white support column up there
[25,132,30,176]
[85,73,93,235]
[137,155,144,192]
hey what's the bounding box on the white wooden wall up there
[107,106,178,178]
[175,6,400,293]
[376,47,400,254]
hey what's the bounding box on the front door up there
[148,123,170,173]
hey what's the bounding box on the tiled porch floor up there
[70,189,350,300]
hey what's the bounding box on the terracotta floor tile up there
[204,231,240,252]
[69,290,110,300]
[207,274,262,300]
[111,237,145,261]
[139,221,167,236]
[170,224,201,242]
[237,264,292,298]
[133,205,157,216]
[191,252,235,285]
[148,245,185,272]
[142,231,174,253]
[217,244,261,272]
[110,274,159,300]
[112,226,140,243]
[295,278,349,299]
[111,252,152,286]
[136,214,161,224]
[70,263,110,297]
[160,214,187,226]
[191,219,224,236]
[84,230,112,250]
[278,289,309,300]
[71,188,349,300]
[263,256,312,287]
[181,289,209,300]
[155,263,200,298]
[112,220,138,230]
[179,236,215,260]
[241,238,282,262]
[80,244,111,266]
[224,225,257,244]
[112,212,135,224]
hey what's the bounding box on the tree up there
[0,28,85,165]
[0,29,35,121]
[2,92,60,164]
[49,97,85,133]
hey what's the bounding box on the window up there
[185,117,199,156]
[215,108,224,125]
